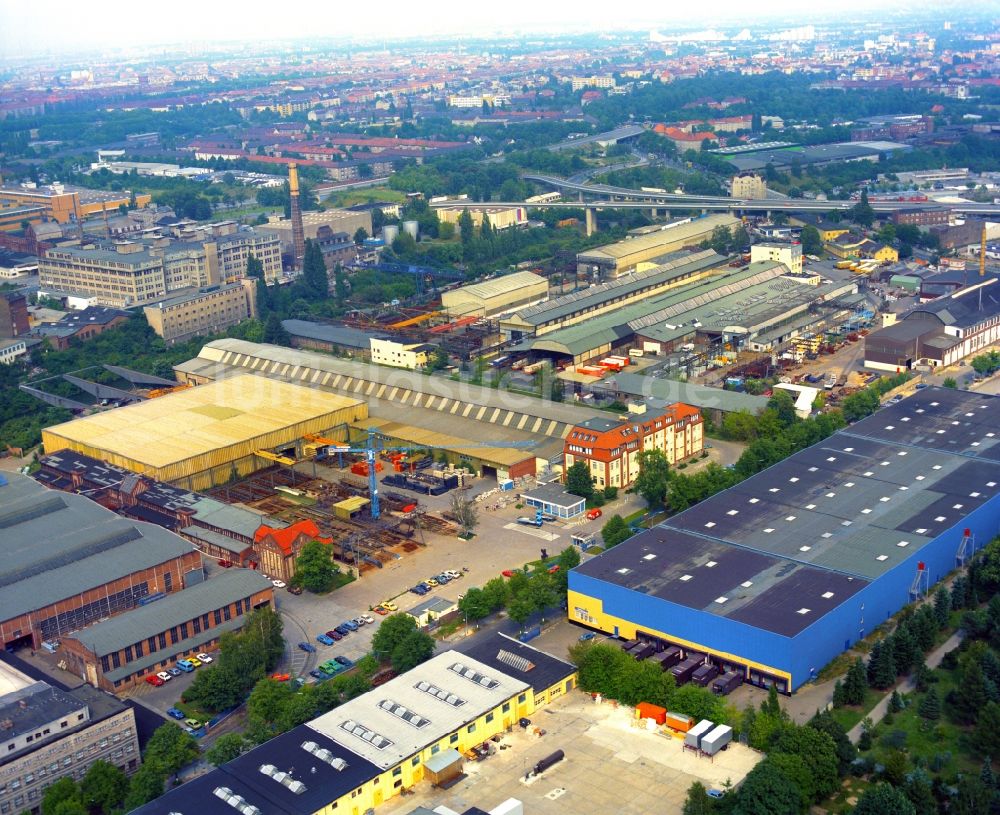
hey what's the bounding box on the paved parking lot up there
[377,691,762,815]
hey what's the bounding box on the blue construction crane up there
[321,428,535,520]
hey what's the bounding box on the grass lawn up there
[328,188,404,207]
[331,571,355,590]
[830,687,882,732]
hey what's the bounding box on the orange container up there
[636,702,667,724]
[664,712,695,732]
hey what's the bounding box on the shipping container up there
[631,642,655,661]
[636,702,667,725]
[701,724,733,756]
[671,657,702,685]
[712,671,743,696]
[692,663,720,687]
[684,719,715,750]
[664,712,695,733]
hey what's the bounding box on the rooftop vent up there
[259,764,307,794]
[378,700,431,729]
[301,740,347,770]
[414,681,466,708]
[339,720,393,750]
[448,663,500,690]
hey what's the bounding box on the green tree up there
[772,725,840,802]
[391,629,436,673]
[843,657,868,706]
[918,686,941,721]
[889,689,903,713]
[80,760,127,813]
[951,775,992,815]
[601,514,632,548]
[205,732,248,766]
[732,758,802,815]
[682,781,714,815]
[122,764,164,811]
[903,769,937,815]
[458,587,493,621]
[953,660,989,725]
[294,540,339,593]
[634,449,671,507]
[334,263,349,304]
[854,782,916,815]
[353,227,369,245]
[852,189,875,228]
[800,225,823,256]
[974,701,1000,756]
[372,613,420,660]
[553,545,581,592]
[245,252,265,279]
[507,593,536,629]
[144,722,199,777]
[301,238,329,297]
[481,577,510,611]
[458,209,475,244]
[263,313,290,345]
[41,777,85,815]
[565,461,594,499]
[808,710,855,775]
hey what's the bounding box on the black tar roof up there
[455,631,577,694]
[130,725,382,815]
[574,387,1000,637]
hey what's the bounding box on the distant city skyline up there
[0,0,983,59]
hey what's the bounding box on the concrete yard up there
[378,693,762,815]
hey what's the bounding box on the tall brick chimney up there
[288,162,305,270]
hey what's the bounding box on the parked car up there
[334,625,351,636]
[382,600,398,611]
[183,718,203,730]
[374,604,390,614]
[271,673,290,682]
[156,671,172,682]
[425,577,439,587]
[196,653,212,663]
[287,585,303,595]
[167,668,182,678]
[272,580,286,589]
[444,570,462,580]
[145,675,164,687]
[417,583,432,593]
[547,564,561,574]
[309,670,329,681]
[333,656,354,669]
[176,660,195,672]
[352,617,366,627]
[218,560,232,568]
[325,630,343,641]
[166,707,184,720]
[297,642,317,653]
[187,657,202,668]
[436,574,451,584]
[343,620,359,632]
[586,508,603,520]
[707,789,725,800]
[579,632,597,641]
[360,614,375,625]
[316,633,335,646]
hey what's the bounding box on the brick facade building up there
[253,520,333,582]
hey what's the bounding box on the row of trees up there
[182,607,285,713]
[457,547,580,628]
[841,372,911,422]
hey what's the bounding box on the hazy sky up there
[0,0,955,57]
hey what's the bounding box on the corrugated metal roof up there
[596,373,771,414]
[67,569,272,659]
[577,215,738,262]
[446,271,546,301]
[0,474,195,621]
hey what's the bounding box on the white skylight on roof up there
[799,545,811,552]
[617,567,631,575]
[899,486,908,491]
[727,509,739,516]
[898,451,908,457]
[936,430,946,435]
[862,508,872,514]
[880,461,890,466]
[864,471,874,477]
[951,420,960,426]
[916,408,925,413]
[897,541,910,548]
[785,516,796,522]
[930,402,939,407]
[797,608,811,615]
[988,482,997,488]
[826,456,837,462]
[880,496,890,502]
[806,504,816,510]
[915,528,927,534]
[643,553,657,561]
[822,532,833,538]
[876,555,889,561]
[741,581,753,588]
[935,516,946,522]
[901,417,911,422]
[789,477,799,483]
[988,433,996,438]
[749,497,760,504]
[822,592,835,599]
[933,465,942,470]
[705,561,718,568]
[826,492,836,498]
[885,426,895,430]
[704,521,716,528]
[972,442,981,447]
[844,447,854,452]
[808,467,818,472]
[764,528,775,534]
[845,482,855,487]
[953,504,964,509]
[769,487,780,493]
[842,520,852,526]
[916,475,925,481]
[680,575,693,582]
[971,492,981,498]
[715,596,728,604]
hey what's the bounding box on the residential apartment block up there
[731,172,767,200]
[750,242,803,274]
[0,667,139,815]
[143,280,257,344]
[564,403,703,489]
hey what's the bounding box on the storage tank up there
[684,719,715,749]
[701,724,733,755]
[382,224,399,245]
[403,220,419,239]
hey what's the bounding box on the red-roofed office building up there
[254,519,333,581]
[563,404,703,490]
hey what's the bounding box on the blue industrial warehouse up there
[568,387,1000,692]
